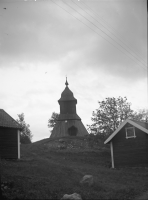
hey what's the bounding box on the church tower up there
[50,78,88,138]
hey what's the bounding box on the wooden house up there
[50,78,88,138]
[104,119,148,168]
[0,109,22,159]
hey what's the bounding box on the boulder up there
[61,193,82,200]
[80,175,94,186]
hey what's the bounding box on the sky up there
[0,0,147,142]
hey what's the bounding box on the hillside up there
[1,136,148,199]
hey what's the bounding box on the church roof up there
[58,113,81,121]
[58,78,77,102]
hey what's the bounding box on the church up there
[50,78,88,138]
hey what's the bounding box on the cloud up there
[0,0,93,64]
[0,0,147,142]
[0,0,146,82]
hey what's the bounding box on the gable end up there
[104,119,148,144]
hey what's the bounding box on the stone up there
[80,175,94,186]
[59,138,65,143]
[61,193,82,200]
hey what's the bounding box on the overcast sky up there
[0,0,147,142]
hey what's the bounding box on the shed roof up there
[104,119,148,144]
[0,109,21,129]
[130,119,148,129]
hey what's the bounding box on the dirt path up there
[135,191,148,200]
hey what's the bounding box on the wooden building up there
[104,119,148,168]
[50,78,88,138]
[0,109,22,159]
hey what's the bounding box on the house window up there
[125,127,136,139]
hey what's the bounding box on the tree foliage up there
[16,113,33,144]
[132,109,148,122]
[48,112,59,132]
[88,96,148,139]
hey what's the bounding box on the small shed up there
[0,109,22,159]
[104,119,148,168]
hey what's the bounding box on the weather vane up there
[65,75,69,87]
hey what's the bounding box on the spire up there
[65,77,69,87]
[59,77,77,102]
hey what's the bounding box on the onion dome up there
[58,78,77,102]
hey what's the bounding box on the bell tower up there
[58,77,81,121]
[50,78,88,138]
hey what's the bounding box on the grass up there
[1,136,148,199]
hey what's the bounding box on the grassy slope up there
[1,137,148,200]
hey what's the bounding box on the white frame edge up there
[125,127,136,139]
[110,141,114,168]
[18,130,20,159]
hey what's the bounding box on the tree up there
[88,97,134,138]
[48,112,59,133]
[16,113,33,144]
[132,109,148,122]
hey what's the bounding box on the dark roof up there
[58,86,77,102]
[0,109,21,129]
[130,119,148,130]
[58,113,81,121]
